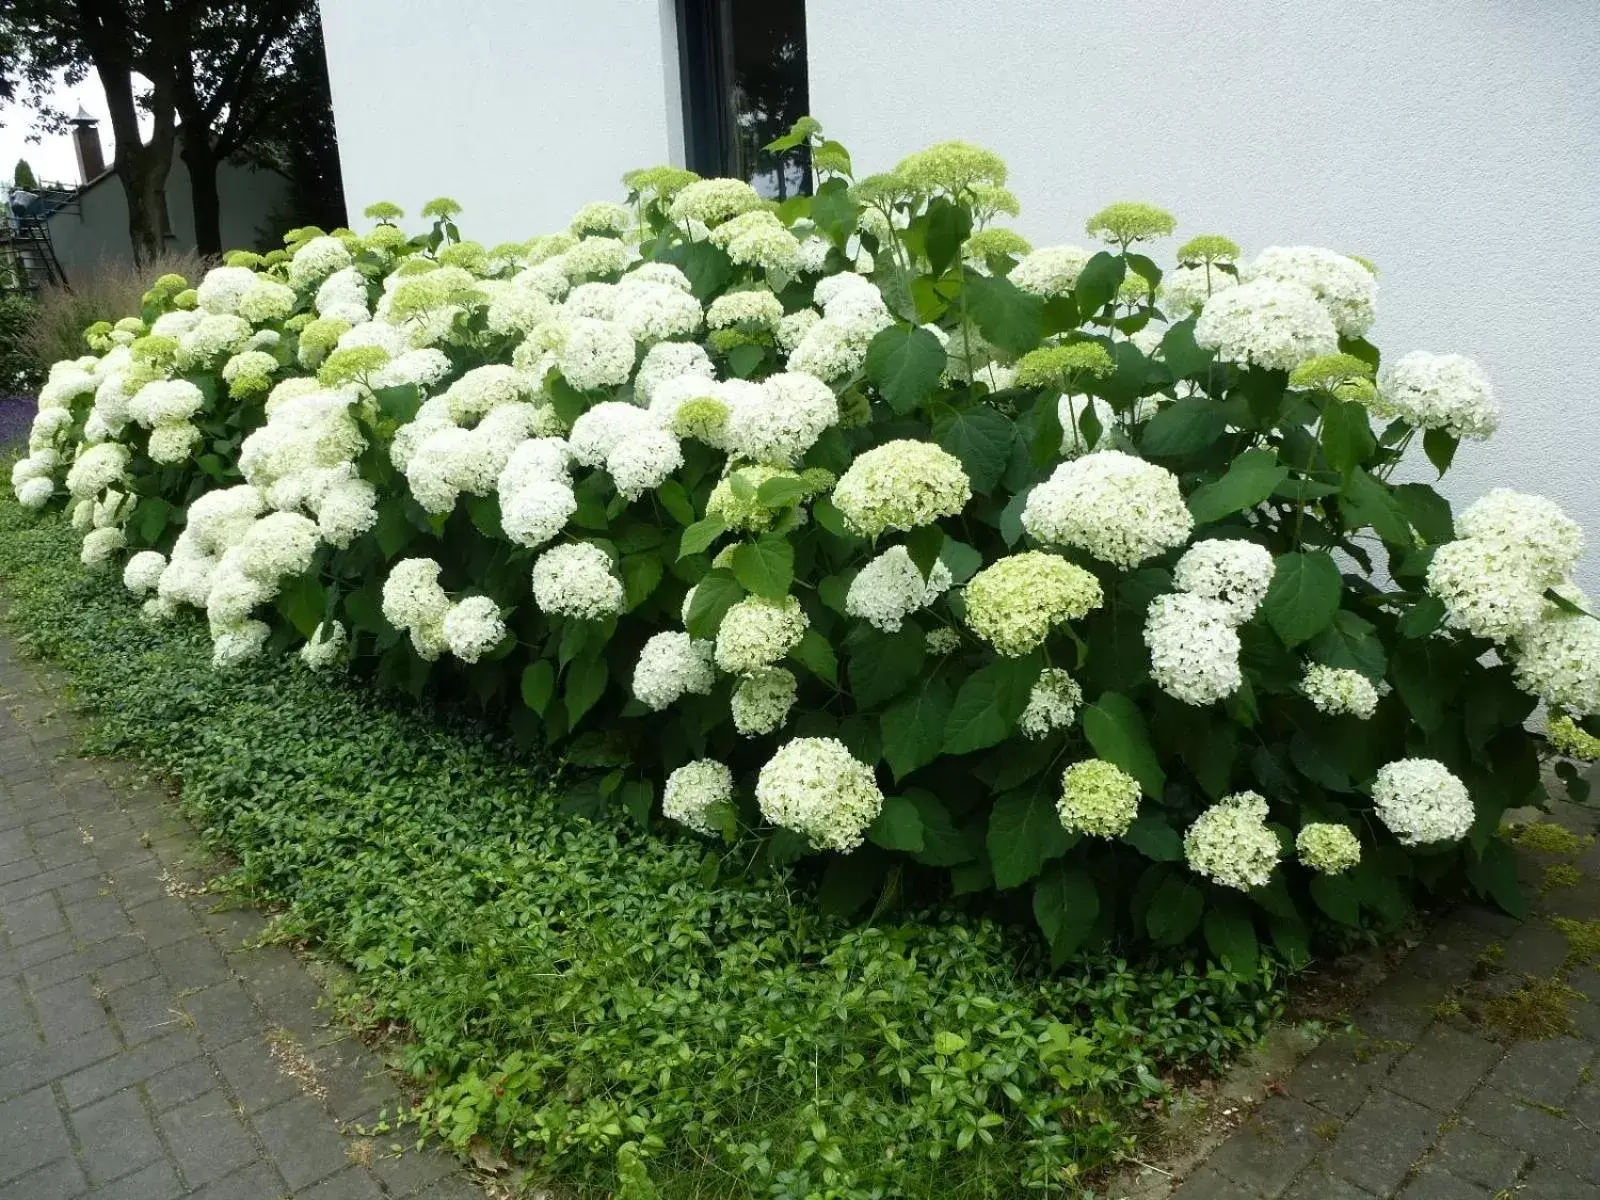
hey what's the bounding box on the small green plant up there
[1482,975,1581,1040]
[1541,862,1583,893]
[1551,916,1600,965]
[1511,822,1589,856]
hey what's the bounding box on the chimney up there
[69,106,105,183]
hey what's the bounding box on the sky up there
[0,73,154,188]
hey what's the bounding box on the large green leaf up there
[987,787,1073,889]
[1073,251,1126,318]
[1146,876,1205,943]
[943,656,1040,755]
[867,795,925,852]
[684,570,743,640]
[1203,897,1259,971]
[1123,812,1182,861]
[1140,396,1226,457]
[1187,448,1289,525]
[866,325,948,414]
[1392,483,1454,545]
[792,629,838,685]
[729,535,793,598]
[520,660,554,714]
[933,403,1014,494]
[1262,551,1342,647]
[848,627,927,708]
[1307,610,1387,680]
[564,658,608,725]
[905,790,974,866]
[1341,467,1413,546]
[809,177,858,245]
[1389,639,1453,732]
[1319,399,1376,474]
[1160,317,1214,378]
[1033,865,1099,959]
[881,679,954,780]
[678,516,726,559]
[923,196,973,277]
[964,271,1043,354]
[1082,692,1166,799]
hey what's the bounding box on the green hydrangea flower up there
[363,200,404,223]
[1013,343,1115,390]
[318,345,390,386]
[437,240,489,273]
[962,551,1104,657]
[1085,201,1177,246]
[1176,234,1241,264]
[622,165,700,199]
[894,140,1008,193]
[1057,759,1140,837]
[1551,714,1600,762]
[420,196,462,220]
[964,228,1032,261]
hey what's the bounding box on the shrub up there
[8,119,1598,968]
[0,294,43,394]
[0,500,1281,1196]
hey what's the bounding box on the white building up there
[319,0,1600,594]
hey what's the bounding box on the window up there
[675,0,811,200]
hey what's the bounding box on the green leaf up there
[881,679,954,780]
[727,343,765,378]
[1342,467,1414,546]
[1203,898,1259,971]
[564,659,608,726]
[792,628,838,684]
[1308,610,1387,680]
[812,496,853,539]
[1262,551,1343,647]
[964,271,1043,355]
[865,325,947,415]
[755,476,808,507]
[933,403,1014,494]
[818,856,879,917]
[374,503,414,558]
[684,570,743,640]
[1423,426,1458,476]
[1390,639,1452,732]
[521,660,555,714]
[374,383,421,423]
[809,177,858,245]
[1124,812,1183,861]
[1392,483,1454,545]
[849,628,926,708]
[1160,317,1213,378]
[657,479,695,526]
[1140,396,1226,457]
[1082,692,1166,799]
[678,516,726,559]
[729,536,793,599]
[1073,251,1126,318]
[1146,876,1205,944]
[1187,448,1289,524]
[679,241,733,301]
[278,574,324,638]
[923,196,973,277]
[1309,873,1361,925]
[1399,595,1447,639]
[987,787,1073,889]
[938,539,983,584]
[131,496,171,545]
[1319,399,1377,475]
[868,794,925,852]
[904,525,944,580]
[943,657,1040,755]
[1033,866,1099,958]
[620,554,663,611]
[905,790,974,866]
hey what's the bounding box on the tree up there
[13,158,37,189]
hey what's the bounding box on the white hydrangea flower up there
[787,276,892,380]
[1057,759,1140,837]
[1020,669,1084,740]
[1372,758,1474,845]
[65,443,130,500]
[531,542,625,619]
[1193,278,1339,371]
[731,667,799,736]
[1511,599,1600,718]
[441,365,536,422]
[613,280,704,345]
[1454,490,1582,585]
[831,441,971,537]
[147,422,203,465]
[775,308,822,351]
[1375,352,1498,440]
[634,341,715,407]
[315,267,371,324]
[707,210,802,274]
[1023,450,1193,569]
[1010,245,1093,297]
[382,557,450,634]
[442,595,506,663]
[845,545,953,632]
[79,525,126,567]
[925,627,963,655]
[570,200,633,237]
[15,476,54,508]
[299,620,347,671]
[127,379,204,427]
[670,178,763,226]
[755,736,884,853]
[1302,665,1380,719]
[211,619,270,668]
[150,310,201,338]
[288,235,354,288]
[707,289,785,330]
[1184,792,1281,890]
[121,550,167,597]
[1296,824,1361,874]
[196,266,258,315]
[1145,593,1243,705]
[1172,538,1277,624]
[632,631,716,710]
[1246,246,1376,338]
[184,484,265,554]
[556,317,636,391]
[176,314,253,369]
[722,372,839,466]
[1426,538,1547,643]
[556,236,634,280]
[38,365,97,409]
[662,759,733,835]
[714,594,808,675]
[236,278,297,325]
[628,262,692,292]
[1162,263,1237,315]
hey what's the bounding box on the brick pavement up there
[0,637,482,1200]
[1169,784,1600,1200]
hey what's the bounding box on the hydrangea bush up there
[12,120,1598,964]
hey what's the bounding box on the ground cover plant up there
[0,498,1281,1196]
[8,117,1599,973]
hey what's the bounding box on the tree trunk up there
[94,58,176,267]
[180,127,222,257]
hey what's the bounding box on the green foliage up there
[0,501,1281,1198]
[0,294,43,392]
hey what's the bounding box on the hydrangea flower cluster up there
[1019,669,1084,739]
[531,542,625,619]
[1246,246,1376,338]
[963,552,1103,657]
[714,595,808,675]
[1376,352,1498,440]
[845,546,954,632]
[1022,451,1192,569]
[755,737,885,852]
[663,759,733,835]
[1056,759,1140,837]
[1183,792,1281,891]
[1171,539,1275,624]
[1193,278,1338,371]
[1301,664,1380,719]
[1372,759,1474,845]
[632,631,716,711]
[831,441,971,537]
[1144,593,1243,706]
[1296,824,1361,874]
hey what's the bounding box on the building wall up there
[47,157,289,278]
[318,0,685,245]
[806,0,1600,595]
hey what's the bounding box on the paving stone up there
[0,1026,121,1102]
[187,1161,287,1200]
[87,1158,184,1200]
[1203,1094,1323,1196]
[297,1169,385,1200]
[411,1177,484,1200]
[1484,1036,1592,1107]
[2,891,66,944]
[369,1146,460,1198]
[91,949,160,993]
[32,975,111,1045]
[142,1056,221,1112]
[159,1090,259,1187]
[1499,926,1573,977]
[120,897,199,951]
[1429,1125,1526,1191]
[1462,1088,1600,1182]
[210,1036,299,1115]
[58,1032,203,1109]
[0,1086,72,1185]
[1385,1024,1503,1112]
[252,1096,352,1189]
[1324,1089,1439,1195]
[23,934,143,992]
[151,935,230,990]
[1396,1164,1493,1198]
[105,975,184,1046]
[1517,1160,1595,1198]
[61,897,132,945]
[1284,1032,1402,1119]
[1280,1167,1373,1200]
[70,1089,165,1185]
[1354,971,1442,1044]
[182,981,262,1049]
[0,1156,87,1199]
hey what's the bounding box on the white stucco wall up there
[318,0,684,244]
[807,0,1600,595]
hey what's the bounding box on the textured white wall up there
[808,0,1600,595]
[319,0,684,245]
